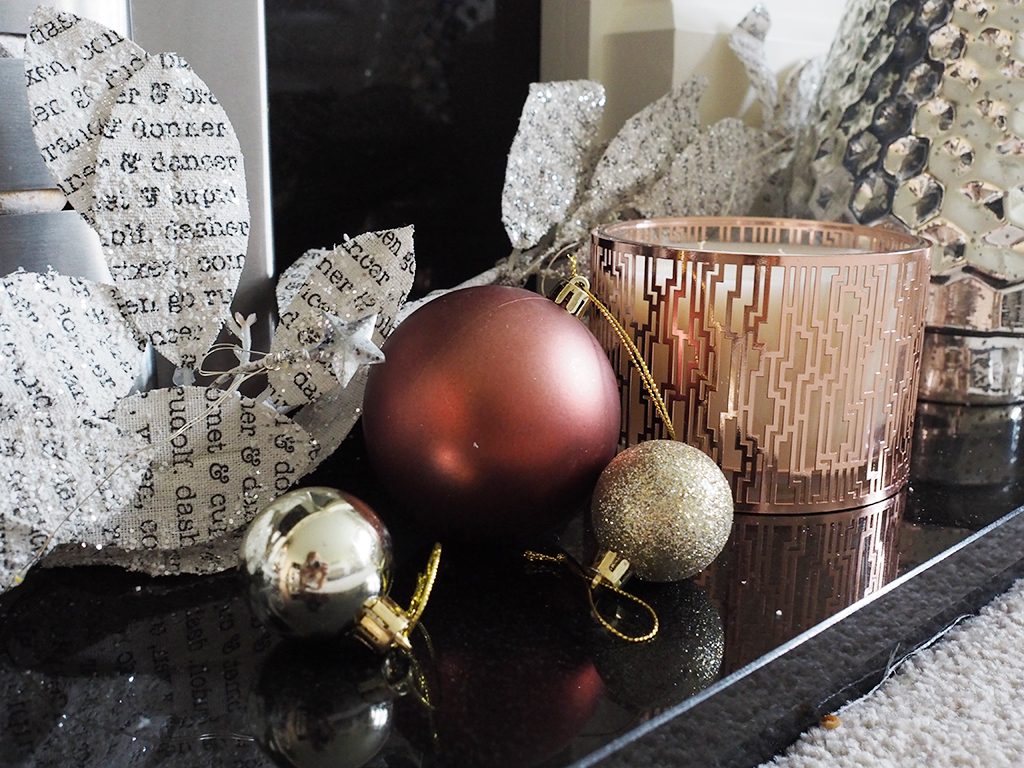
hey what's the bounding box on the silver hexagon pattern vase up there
[792,0,1024,403]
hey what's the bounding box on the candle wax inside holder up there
[673,242,870,257]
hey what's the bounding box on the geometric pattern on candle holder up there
[591,218,930,513]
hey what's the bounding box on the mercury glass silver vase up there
[792,0,1024,403]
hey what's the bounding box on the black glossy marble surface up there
[2,401,1024,768]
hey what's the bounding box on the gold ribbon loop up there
[588,579,660,644]
[357,542,442,653]
[523,549,659,643]
[406,543,443,629]
[564,254,676,440]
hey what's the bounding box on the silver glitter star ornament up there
[321,311,386,389]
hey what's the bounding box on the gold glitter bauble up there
[591,440,733,581]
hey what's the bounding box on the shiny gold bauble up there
[591,440,734,581]
[240,487,392,638]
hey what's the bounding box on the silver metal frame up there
[0,1,129,35]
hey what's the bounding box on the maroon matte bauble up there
[362,285,620,538]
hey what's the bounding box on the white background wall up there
[542,0,848,138]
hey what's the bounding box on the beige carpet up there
[762,578,1024,767]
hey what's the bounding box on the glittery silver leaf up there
[776,57,825,138]
[758,58,826,217]
[88,54,249,367]
[568,136,610,223]
[501,80,605,249]
[268,227,414,407]
[558,77,706,244]
[729,5,778,125]
[0,270,145,417]
[636,118,778,218]
[0,271,148,590]
[0,412,146,591]
[275,246,321,313]
[23,9,149,221]
[287,366,368,474]
[45,529,244,576]
[110,386,319,551]
[0,9,348,590]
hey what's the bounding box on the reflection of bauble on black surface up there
[591,580,724,711]
[363,285,621,540]
[398,554,605,768]
[251,641,396,768]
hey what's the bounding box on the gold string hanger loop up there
[556,253,676,441]
[356,543,443,653]
[523,549,658,643]
[588,577,659,643]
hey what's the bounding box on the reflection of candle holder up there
[694,493,903,671]
[591,217,931,513]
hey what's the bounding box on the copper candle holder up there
[590,217,931,513]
